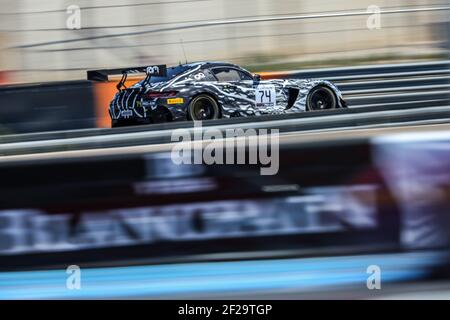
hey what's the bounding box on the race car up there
[87,61,347,127]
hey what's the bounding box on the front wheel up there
[306,86,337,111]
[188,94,220,121]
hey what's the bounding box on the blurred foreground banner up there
[373,132,450,250]
[0,132,450,270]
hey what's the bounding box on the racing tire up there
[306,86,337,111]
[188,94,220,121]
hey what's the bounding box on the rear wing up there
[87,65,167,81]
[87,65,167,90]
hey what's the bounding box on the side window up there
[212,68,242,82]
[238,71,253,81]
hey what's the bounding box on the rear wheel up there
[188,94,220,121]
[306,86,337,111]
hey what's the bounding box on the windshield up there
[143,65,191,84]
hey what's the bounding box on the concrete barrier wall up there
[0,81,96,134]
[0,0,448,83]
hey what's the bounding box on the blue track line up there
[0,251,442,299]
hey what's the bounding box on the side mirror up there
[253,74,261,82]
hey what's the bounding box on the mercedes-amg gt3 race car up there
[87,61,347,127]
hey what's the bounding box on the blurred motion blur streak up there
[0,252,443,299]
[0,0,449,83]
[374,131,450,250]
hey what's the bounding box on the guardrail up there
[263,60,450,110]
[1,102,450,156]
[15,6,450,49]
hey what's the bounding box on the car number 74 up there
[255,85,276,108]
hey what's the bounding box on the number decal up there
[255,85,276,108]
[256,90,272,103]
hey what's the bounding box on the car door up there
[210,67,286,116]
